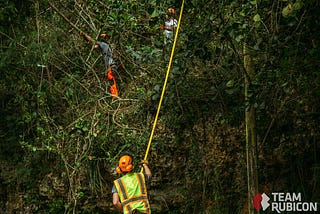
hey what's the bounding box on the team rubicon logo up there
[253,192,318,213]
[253,193,270,211]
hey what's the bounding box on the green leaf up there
[253,14,261,22]
[77,191,84,199]
[282,4,292,17]
[154,84,161,92]
[236,34,244,42]
[65,88,74,99]
[226,80,234,88]
[293,0,303,11]
[151,9,161,18]
[250,0,257,5]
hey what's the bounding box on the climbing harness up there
[141,0,185,172]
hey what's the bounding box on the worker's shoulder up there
[98,41,111,51]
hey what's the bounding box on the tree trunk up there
[244,43,259,214]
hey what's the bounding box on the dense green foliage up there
[1,0,319,213]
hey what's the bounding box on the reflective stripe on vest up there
[122,195,148,207]
[136,173,145,194]
[114,173,150,214]
[115,178,128,200]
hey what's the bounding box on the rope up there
[141,0,185,172]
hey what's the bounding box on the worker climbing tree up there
[160,6,177,45]
[48,1,120,99]
[160,5,178,60]
[81,32,119,99]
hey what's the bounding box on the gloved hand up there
[140,160,149,166]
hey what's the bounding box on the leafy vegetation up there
[1,0,319,213]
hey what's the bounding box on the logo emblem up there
[253,193,270,211]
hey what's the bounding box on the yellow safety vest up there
[114,173,151,214]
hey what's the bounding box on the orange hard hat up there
[168,8,175,15]
[100,33,109,39]
[116,155,133,174]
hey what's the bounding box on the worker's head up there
[100,33,109,42]
[168,7,175,16]
[164,7,175,20]
[116,153,133,174]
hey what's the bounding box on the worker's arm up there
[142,163,152,177]
[80,31,100,48]
[80,31,94,42]
[112,192,123,211]
[160,24,177,31]
[165,25,176,31]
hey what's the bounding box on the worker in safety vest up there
[112,153,151,214]
[81,32,119,98]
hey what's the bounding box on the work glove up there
[140,160,149,166]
